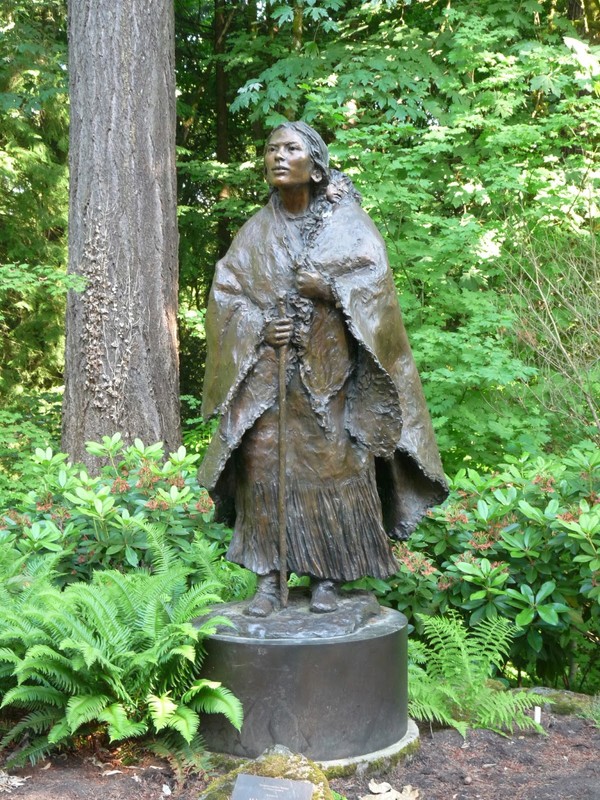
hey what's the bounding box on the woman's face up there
[264,128,315,190]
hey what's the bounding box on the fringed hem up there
[228,468,398,582]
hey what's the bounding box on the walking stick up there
[277,297,289,608]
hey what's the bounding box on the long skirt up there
[227,369,398,581]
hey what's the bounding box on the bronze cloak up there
[198,194,448,541]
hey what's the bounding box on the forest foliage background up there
[1,0,599,477]
[1,0,600,702]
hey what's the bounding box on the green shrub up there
[358,440,600,688]
[0,547,242,767]
[0,434,254,599]
[0,393,62,508]
[409,612,546,735]
[580,694,600,729]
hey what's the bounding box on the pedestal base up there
[197,590,409,762]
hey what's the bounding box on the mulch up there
[3,712,599,800]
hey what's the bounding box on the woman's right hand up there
[264,317,293,348]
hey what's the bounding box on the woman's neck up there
[278,185,311,215]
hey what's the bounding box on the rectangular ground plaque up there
[231,773,314,800]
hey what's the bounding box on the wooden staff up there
[277,298,289,608]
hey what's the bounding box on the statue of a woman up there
[198,122,447,616]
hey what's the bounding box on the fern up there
[167,582,225,625]
[97,703,148,742]
[147,730,211,782]
[2,685,67,709]
[16,645,90,693]
[0,555,241,766]
[409,612,546,736]
[0,709,64,748]
[183,679,244,730]
[93,570,139,626]
[144,522,180,574]
[147,693,179,731]
[408,662,468,736]
[4,735,59,768]
[66,694,111,733]
[164,706,201,744]
[65,582,133,653]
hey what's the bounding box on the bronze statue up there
[198,122,448,617]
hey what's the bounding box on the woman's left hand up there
[296,270,333,302]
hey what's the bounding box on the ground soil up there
[3,713,599,800]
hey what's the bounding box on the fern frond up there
[471,689,546,735]
[65,583,132,655]
[0,708,63,748]
[57,637,120,675]
[469,616,514,673]
[183,679,243,731]
[408,662,465,733]
[147,693,178,731]
[92,570,140,627]
[147,730,210,779]
[1,684,66,709]
[164,706,200,744]
[97,703,149,742]
[144,523,179,574]
[16,645,87,694]
[152,654,197,699]
[0,647,21,666]
[407,639,429,662]
[0,612,51,652]
[192,614,235,639]
[168,583,224,625]
[417,612,474,684]
[136,567,189,637]
[33,602,105,658]
[47,718,71,744]
[410,613,546,737]
[65,693,110,733]
[17,555,64,603]
[408,696,468,736]
[3,735,57,768]
[170,645,197,663]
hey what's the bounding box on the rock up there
[528,687,595,716]
[199,745,333,800]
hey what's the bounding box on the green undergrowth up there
[353,440,600,689]
[0,544,242,768]
[409,612,546,736]
[0,434,255,598]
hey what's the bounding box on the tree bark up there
[63,0,180,466]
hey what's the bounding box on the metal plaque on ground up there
[231,773,314,799]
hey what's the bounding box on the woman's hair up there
[265,121,330,188]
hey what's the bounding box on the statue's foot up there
[246,573,280,617]
[310,579,339,613]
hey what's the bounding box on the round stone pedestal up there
[197,590,409,762]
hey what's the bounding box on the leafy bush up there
[0,392,62,508]
[580,694,600,729]
[409,612,545,735]
[0,435,254,600]
[221,0,599,466]
[360,440,600,688]
[0,548,242,767]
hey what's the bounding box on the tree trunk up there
[63,0,180,467]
